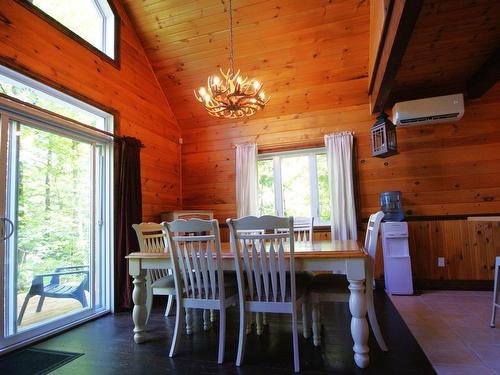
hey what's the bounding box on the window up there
[28,0,116,59]
[257,149,331,225]
[0,69,107,130]
[0,65,113,351]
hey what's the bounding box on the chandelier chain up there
[229,0,234,73]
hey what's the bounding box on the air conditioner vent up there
[400,112,460,124]
[393,94,464,127]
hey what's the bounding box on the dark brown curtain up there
[115,136,143,311]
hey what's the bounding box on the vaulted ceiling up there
[122,0,371,128]
[123,0,500,127]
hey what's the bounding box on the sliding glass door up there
[0,66,113,352]
[10,118,96,331]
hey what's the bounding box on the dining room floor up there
[18,290,435,374]
[390,290,500,375]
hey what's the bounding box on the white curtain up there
[235,143,258,218]
[324,132,357,240]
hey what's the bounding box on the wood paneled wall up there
[182,83,500,281]
[183,83,500,221]
[408,220,500,281]
[369,219,500,282]
[0,0,182,221]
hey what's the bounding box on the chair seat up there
[152,275,175,289]
[310,273,349,293]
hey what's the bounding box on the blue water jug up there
[380,191,404,222]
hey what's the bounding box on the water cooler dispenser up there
[380,192,414,295]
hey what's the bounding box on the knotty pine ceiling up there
[122,0,371,128]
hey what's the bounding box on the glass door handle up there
[0,217,14,240]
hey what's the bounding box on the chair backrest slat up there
[250,240,262,301]
[277,238,287,302]
[206,241,217,299]
[228,215,295,304]
[190,241,203,298]
[241,239,255,298]
[198,241,210,299]
[182,242,196,298]
[164,219,224,302]
[269,240,278,301]
[364,211,385,260]
[260,240,270,301]
[176,242,191,297]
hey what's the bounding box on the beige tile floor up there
[390,291,500,375]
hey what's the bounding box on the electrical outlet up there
[438,257,445,267]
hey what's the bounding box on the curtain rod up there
[231,133,357,152]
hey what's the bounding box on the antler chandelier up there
[194,0,270,118]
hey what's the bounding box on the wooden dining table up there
[126,239,372,368]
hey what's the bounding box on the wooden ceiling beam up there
[467,48,500,100]
[369,0,423,114]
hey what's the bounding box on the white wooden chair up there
[491,256,500,328]
[163,218,238,364]
[310,211,388,351]
[236,229,268,332]
[132,222,175,323]
[227,215,307,373]
[277,216,314,242]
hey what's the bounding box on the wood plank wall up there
[183,84,500,220]
[0,0,182,221]
[183,83,500,281]
[409,220,500,281]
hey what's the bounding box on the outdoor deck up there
[17,292,88,330]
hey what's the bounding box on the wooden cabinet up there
[161,210,214,222]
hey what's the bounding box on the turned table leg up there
[130,259,148,344]
[348,278,369,368]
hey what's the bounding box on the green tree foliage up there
[0,82,93,293]
[257,159,275,215]
[16,125,92,293]
[257,154,331,222]
[316,154,331,222]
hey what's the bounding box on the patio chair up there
[17,265,89,325]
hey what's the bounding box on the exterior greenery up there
[1,82,92,293]
[257,152,331,223]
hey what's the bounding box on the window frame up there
[16,0,120,68]
[0,65,114,353]
[258,148,330,226]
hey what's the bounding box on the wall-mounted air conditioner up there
[392,93,464,127]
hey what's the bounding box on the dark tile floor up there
[28,291,435,374]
